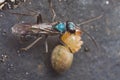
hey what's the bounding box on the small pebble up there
[2,29,7,36]
[0,14,3,17]
[25,72,29,75]
[38,64,42,71]
[29,2,31,5]
[17,50,20,53]
[21,21,25,23]
[10,64,14,67]
[105,1,109,5]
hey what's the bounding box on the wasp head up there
[66,21,76,33]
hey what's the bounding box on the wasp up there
[11,0,102,73]
[12,15,84,73]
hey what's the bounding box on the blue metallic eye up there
[53,23,66,33]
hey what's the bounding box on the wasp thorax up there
[53,22,76,33]
[53,22,66,33]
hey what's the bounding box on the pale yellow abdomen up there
[51,45,73,73]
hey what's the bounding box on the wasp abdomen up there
[11,23,32,36]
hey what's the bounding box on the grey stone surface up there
[0,0,120,80]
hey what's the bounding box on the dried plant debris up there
[0,0,27,10]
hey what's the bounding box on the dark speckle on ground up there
[0,0,120,80]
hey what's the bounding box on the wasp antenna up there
[25,8,39,15]
[6,7,41,17]
[48,0,56,22]
[24,8,45,24]
[3,10,31,22]
[81,29,99,50]
[77,14,103,26]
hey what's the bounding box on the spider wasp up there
[11,0,102,73]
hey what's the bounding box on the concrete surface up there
[0,0,120,80]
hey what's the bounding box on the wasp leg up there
[21,37,42,51]
[36,13,43,24]
[45,35,48,53]
[48,0,56,22]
